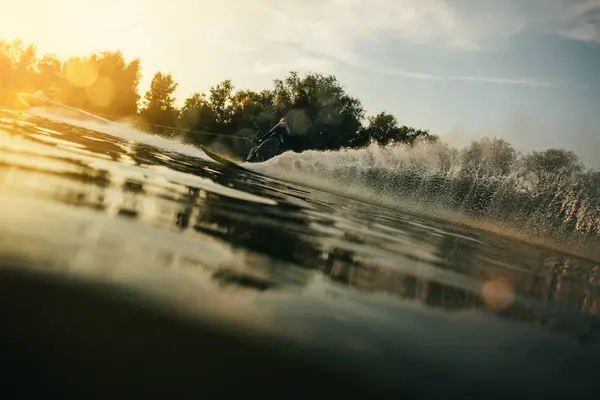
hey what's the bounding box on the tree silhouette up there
[94,51,141,117]
[270,71,365,151]
[139,72,179,134]
[35,54,62,94]
[0,40,40,107]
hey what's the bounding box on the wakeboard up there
[200,146,248,171]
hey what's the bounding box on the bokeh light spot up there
[86,75,116,107]
[65,58,99,88]
[481,279,515,311]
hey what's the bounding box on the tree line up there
[0,39,597,179]
[1,39,435,158]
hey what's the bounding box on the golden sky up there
[1,0,271,104]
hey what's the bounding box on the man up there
[246,117,291,162]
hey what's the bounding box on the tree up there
[12,41,38,93]
[139,72,179,135]
[176,71,438,157]
[51,51,141,118]
[461,137,517,177]
[94,51,141,117]
[353,112,435,148]
[522,148,583,190]
[229,89,275,135]
[0,40,40,107]
[362,112,400,145]
[207,80,234,129]
[271,71,365,151]
[52,54,100,110]
[35,54,62,94]
[179,82,272,154]
[179,92,213,145]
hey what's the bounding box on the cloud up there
[555,0,600,43]
[522,0,600,43]
[69,0,593,88]
[446,75,558,88]
[204,0,600,77]
[226,0,600,91]
[371,66,561,88]
[194,0,526,74]
[193,0,598,91]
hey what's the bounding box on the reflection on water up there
[1,107,600,397]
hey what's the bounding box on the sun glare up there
[63,57,117,108]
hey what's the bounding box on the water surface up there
[1,107,599,398]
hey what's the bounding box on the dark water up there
[1,106,599,398]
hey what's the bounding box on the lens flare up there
[481,279,515,311]
[86,75,116,107]
[65,58,99,88]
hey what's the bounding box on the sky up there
[2,0,600,166]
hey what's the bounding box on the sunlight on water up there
[18,93,211,159]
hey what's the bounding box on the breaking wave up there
[252,140,600,260]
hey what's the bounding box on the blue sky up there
[2,0,600,166]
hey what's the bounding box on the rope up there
[17,93,257,143]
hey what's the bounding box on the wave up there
[250,140,600,260]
